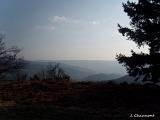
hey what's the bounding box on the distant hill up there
[79,73,122,81]
[114,75,143,84]
[5,60,127,80]
[114,75,160,86]
[22,61,96,80]
[34,60,127,75]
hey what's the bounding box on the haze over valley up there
[17,60,127,81]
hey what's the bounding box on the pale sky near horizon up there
[0,0,148,61]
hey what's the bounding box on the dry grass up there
[0,79,160,119]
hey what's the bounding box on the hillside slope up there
[0,80,160,119]
[79,73,122,81]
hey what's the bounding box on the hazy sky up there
[0,0,148,61]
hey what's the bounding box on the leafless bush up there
[0,34,28,80]
[36,63,70,80]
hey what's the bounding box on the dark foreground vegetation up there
[0,79,160,120]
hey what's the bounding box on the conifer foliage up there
[116,0,160,83]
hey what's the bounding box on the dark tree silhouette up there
[30,74,40,81]
[11,70,28,81]
[116,0,160,83]
[0,34,28,79]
